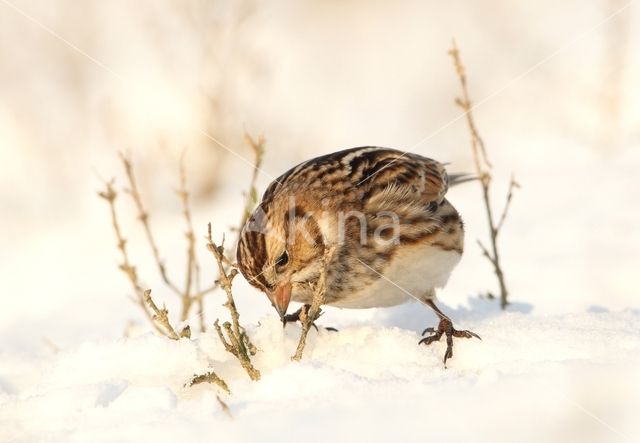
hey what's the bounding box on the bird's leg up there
[282,305,338,332]
[419,299,481,366]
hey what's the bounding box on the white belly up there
[328,243,461,309]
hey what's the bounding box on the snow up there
[2,0,640,442]
[2,307,639,443]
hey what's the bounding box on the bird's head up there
[236,200,325,319]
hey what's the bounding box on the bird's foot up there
[282,305,338,332]
[419,318,480,366]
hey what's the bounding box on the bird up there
[236,146,480,364]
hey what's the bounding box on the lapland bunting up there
[236,147,480,363]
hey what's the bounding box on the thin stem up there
[119,152,182,296]
[143,289,180,340]
[187,371,230,394]
[98,180,167,336]
[207,224,260,381]
[176,151,200,321]
[496,176,519,233]
[292,246,335,361]
[449,40,516,309]
[231,133,265,253]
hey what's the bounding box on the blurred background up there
[1,0,639,353]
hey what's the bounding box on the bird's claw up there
[452,329,481,340]
[419,318,480,366]
[421,327,436,336]
[281,305,338,332]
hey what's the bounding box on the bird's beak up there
[267,283,292,319]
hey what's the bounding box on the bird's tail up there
[449,173,477,186]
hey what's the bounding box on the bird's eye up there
[275,250,289,268]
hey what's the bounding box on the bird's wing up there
[345,148,449,204]
[259,147,450,225]
[255,147,454,266]
[262,146,447,199]
[341,148,451,243]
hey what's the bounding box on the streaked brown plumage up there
[237,147,479,364]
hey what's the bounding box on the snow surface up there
[2,306,639,443]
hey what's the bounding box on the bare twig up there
[143,289,180,340]
[476,239,496,266]
[102,145,269,390]
[195,297,206,333]
[119,152,182,296]
[179,325,192,339]
[231,133,266,249]
[176,152,203,325]
[207,224,261,381]
[108,153,220,334]
[98,181,140,291]
[449,40,517,309]
[187,371,231,394]
[178,153,196,320]
[292,246,335,361]
[217,395,233,419]
[240,133,265,228]
[496,175,520,233]
[98,180,166,335]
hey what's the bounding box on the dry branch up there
[143,289,180,340]
[231,133,266,249]
[102,139,268,392]
[119,153,182,297]
[177,153,197,322]
[175,153,217,329]
[291,246,335,361]
[105,152,218,334]
[98,181,139,290]
[207,224,261,381]
[449,40,518,309]
[213,133,265,267]
[496,175,519,233]
[101,152,221,337]
[187,371,230,394]
[179,325,192,339]
[217,395,233,419]
[98,180,167,336]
